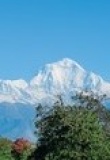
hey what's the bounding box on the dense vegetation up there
[0,138,33,160]
[30,93,110,160]
[1,93,110,160]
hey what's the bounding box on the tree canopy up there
[32,93,110,160]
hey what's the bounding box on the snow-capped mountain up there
[0,58,110,141]
[0,58,110,104]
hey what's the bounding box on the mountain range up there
[0,58,110,141]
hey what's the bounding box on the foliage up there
[0,137,33,160]
[33,93,110,160]
[11,138,32,160]
[0,137,14,160]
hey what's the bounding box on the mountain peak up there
[47,58,85,72]
[1,58,110,141]
[30,58,86,90]
[59,58,80,65]
[0,58,110,105]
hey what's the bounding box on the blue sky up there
[0,0,110,81]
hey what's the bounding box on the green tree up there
[33,94,110,160]
[0,138,14,160]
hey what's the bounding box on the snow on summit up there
[0,58,110,141]
[0,58,110,104]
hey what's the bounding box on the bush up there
[11,138,32,160]
[0,138,13,160]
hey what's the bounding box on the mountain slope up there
[0,58,110,141]
[0,58,110,104]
